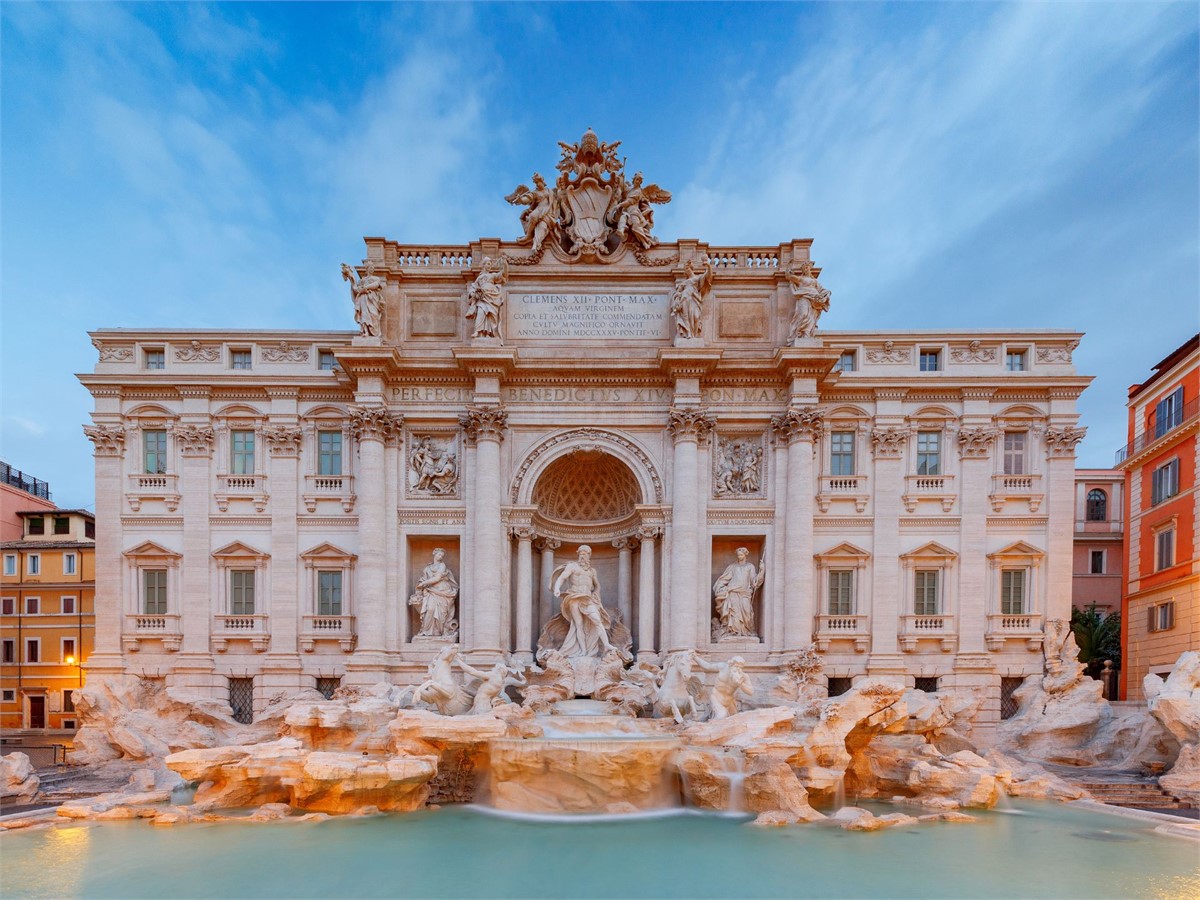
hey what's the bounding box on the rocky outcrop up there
[1,753,39,802]
[1147,652,1200,805]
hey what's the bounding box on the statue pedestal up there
[411,633,458,645]
[351,335,383,347]
[714,635,762,652]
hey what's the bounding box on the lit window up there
[914,570,939,615]
[231,350,253,370]
[1000,569,1026,615]
[1089,551,1105,575]
[27,555,40,576]
[62,596,76,615]
[828,570,854,615]
[1086,489,1108,521]
[3,555,15,576]
[230,570,256,616]
[63,554,77,576]
[916,431,941,476]
[143,569,168,615]
[1154,387,1184,439]
[62,638,76,663]
[318,431,343,476]
[1003,432,1027,475]
[231,430,255,475]
[919,350,941,372]
[144,430,168,475]
[319,351,336,371]
[830,431,855,476]
[1005,350,1027,372]
[834,351,856,373]
[1148,601,1175,633]
[1151,459,1179,505]
[26,597,39,615]
[317,571,343,615]
[1155,527,1175,572]
[145,349,165,370]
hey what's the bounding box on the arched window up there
[1086,489,1108,522]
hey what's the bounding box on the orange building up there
[1118,334,1198,700]
[0,509,95,730]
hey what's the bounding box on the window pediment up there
[988,540,1044,561]
[212,541,270,561]
[122,540,182,561]
[901,541,957,561]
[815,541,870,561]
[300,542,357,563]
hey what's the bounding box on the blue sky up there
[2,2,1197,509]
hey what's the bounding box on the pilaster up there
[773,405,823,651]
[666,406,715,651]
[461,404,508,661]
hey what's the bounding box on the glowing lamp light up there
[65,655,76,666]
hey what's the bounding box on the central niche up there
[531,450,641,525]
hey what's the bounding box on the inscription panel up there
[508,293,670,340]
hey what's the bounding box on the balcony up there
[1,462,51,501]
[303,473,356,513]
[814,614,870,653]
[985,613,1044,652]
[126,473,180,512]
[212,614,270,653]
[817,475,870,513]
[989,474,1043,513]
[899,614,956,653]
[215,473,269,512]
[902,474,956,513]
[1115,396,1199,465]
[123,614,182,652]
[301,615,356,653]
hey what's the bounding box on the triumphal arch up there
[81,132,1090,735]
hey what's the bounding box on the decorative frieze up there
[176,425,216,456]
[92,340,133,362]
[870,427,907,458]
[1036,341,1078,364]
[957,427,999,458]
[174,341,221,362]
[950,341,996,363]
[459,405,508,442]
[865,341,910,364]
[262,425,304,456]
[667,406,716,442]
[349,406,403,442]
[262,341,310,363]
[1044,426,1086,458]
[83,424,126,455]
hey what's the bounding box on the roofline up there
[1128,333,1200,401]
[15,509,94,520]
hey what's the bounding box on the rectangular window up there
[827,677,852,698]
[228,677,254,725]
[53,516,70,535]
[1,689,14,703]
[318,431,343,476]
[829,431,855,476]
[1089,550,1105,575]
[26,639,39,663]
[317,571,343,615]
[914,676,939,693]
[916,431,941,476]
[1000,569,1026,615]
[1005,350,1027,372]
[1000,677,1024,720]
[1156,527,1175,572]
[1148,601,1175,633]
[62,638,76,663]
[318,351,336,371]
[834,351,856,373]
[1151,459,1180,505]
[1154,386,1185,438]
[919,349,941,372]
[143,569,168,615]
[26,554,40,576]
[231,349,253,370]
[2,640,14,664]
[1,598,12,615]
[231,430,255,475]
[1003,432,1027,475]
[3,555,15,576]
[63,691,75,713]
[25,597,39,615]
[144,348,165,370]
[316,677,341,700]
[27,517,44,535]
[144,429,168,475]
[230,570,256,615]
[914,570,940,615]
[63,554,77,576]
[85,520,95,539]
[62,596,77,615]
[828,570,854,616]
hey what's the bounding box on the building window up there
[1086,489,1108,521]
[827,677,852,697]
[1005,350,1027,372]
[85,520,95,539]
[1,689,14,703]
[1148,601,1175,633]
[914,570,940,615]
[231,430,255,475]
[316,677,341,700]
[830,431,855,476]
[62,596,76,615]
[1150,459,1180,505]
[318,431,343,476]
[144,429,168,475]
[319,351,336,371]
[919,349,941,372]
[230,570,256,615]
[25,597,39,615]
[1089,550,1105,575]
[27,554,40,576]
[63,691,76,713]
[1002,432,1027,475]
[828,570,854,615]
[228,677,254,724]
[143,569,168,614]
[914,677,939,693]
[317,570,343,615]
[834,351,856,373]
[25,639,39,663]
[144,348,165,370]
[916,431,941,476]
[1000,569,1026,615]
[1000,677,1024,720]
[63,554,77,576]
[53,517,70,535]
[1154,386,1185,438]
[1,598,12,615]
[62,638,76,663]
[3,554,15,576]
[27,517,44,536]
[1155,527,1175,572]
[1,641,13,664]
[230,349,253,370]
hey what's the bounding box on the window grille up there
[1000,677,1024,719]
[316,677,341,700]
[827,677,852,698]
[229,677,254,724]
[914,677,939,693]
[318,571,343,615]
[1003,432,1027,475]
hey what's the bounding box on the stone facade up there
[79,134,1091,742]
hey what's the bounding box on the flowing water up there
[3,801,1197,899]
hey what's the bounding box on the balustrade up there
[902,474,956,513]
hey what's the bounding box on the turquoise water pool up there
[2,801,1196,899]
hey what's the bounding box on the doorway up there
[27,695,45,729]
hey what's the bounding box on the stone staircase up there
[1074,778,1192,811]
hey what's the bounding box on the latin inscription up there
[508,293,670,340]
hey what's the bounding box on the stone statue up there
[593,650,657,716]
[536,545,631,660]
[409,437,458,495]
[465,256,508,339]
[711,548,764,640]
[459,658,527,715]
[409,549,459,639]
[670,259,713,341]
[614,172,671,250]
[654,650,718,724]
[521,649,576,712]
[707,657,754,720]
[785,260,831,342]
[504,173,559,255]
[405,645,471,715]
[341,261,384,338]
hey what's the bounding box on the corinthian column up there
[667,407,715,651]
[262,423,303,692]
[613,538,634,631]
[773,406,823,651]
[83,424,128,676]
[537,537,561,640]
[513,526,536,664]
[461,405,508,659]
[636,525,661,659]
[347,405,402,681]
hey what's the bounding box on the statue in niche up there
[409,549,459,639]
[536,545,632,661]
[785,260,831,342]
[409,437,458,495]
[341,261,384,338]
[505,172,560,255]
[613,172,671,249]
[714,439,762,496]
[711,547,765,641]
[465,256,509,339]
[670,258,713,340]
[707,657,754,720]
[403,645,471,715]
[458,657,527,715]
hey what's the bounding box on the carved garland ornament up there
[950,341,995,363]
[870,427,908,458]
[865,341,910,364]
[770,406,825,443]
[1036,341,1078,364]
[92,340,133,362]
[1044,426,1086,458]
[262,341,310,363]
[83,424,126,455]
[174,341,221,362]
[667,407,717,442]
[958,427,1000,458]
[459,405,508,442]
[510,428,664,505]
[262,425,304,456]
[176,425,216,456]
[349,406,403,442]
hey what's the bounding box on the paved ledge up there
[1069,799,1200,840]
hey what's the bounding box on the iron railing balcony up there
[0,462,51,501]
[1115,396,1199,465]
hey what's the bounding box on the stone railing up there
[902,474,956,513]
[213,615,270,653]
[300,615,356,654]
[899,614,956,653]
[303,474,356,513]
[705,248,781,270]
[817,475,870,513]
[988,473,1043,513]
[985,613,1044,652]
[814,614,869,653]
[123,614,182,653]
[215,473,269,513]
[126,473,180,512]
[393,248,473,268]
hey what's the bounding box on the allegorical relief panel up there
[713,435,765,498]
[407,433,460,497]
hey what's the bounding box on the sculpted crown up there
[505,130,671,264]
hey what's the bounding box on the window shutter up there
[1147,606,1156,633]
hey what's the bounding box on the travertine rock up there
[1147,652,1200,805]
[1,752,39,802]
[743,752,823,821]
[57,790,172,819]
[984,750,1088,801]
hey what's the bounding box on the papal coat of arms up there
[505,130,671,263]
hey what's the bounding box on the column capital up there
[510,525,537,542]
[262,425,303,457]
[612,537,634,551]
[957,426,999,459]
[636,524,662,541]
[771,406,824,443]
[460,404,508,443]
[1044,426,1086,459]
[870,426,907,458]
[536,537,562,552]
[350,405,403,443]
[176,424,216,457]
[83,424,126,456]
[667,406,716,443]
